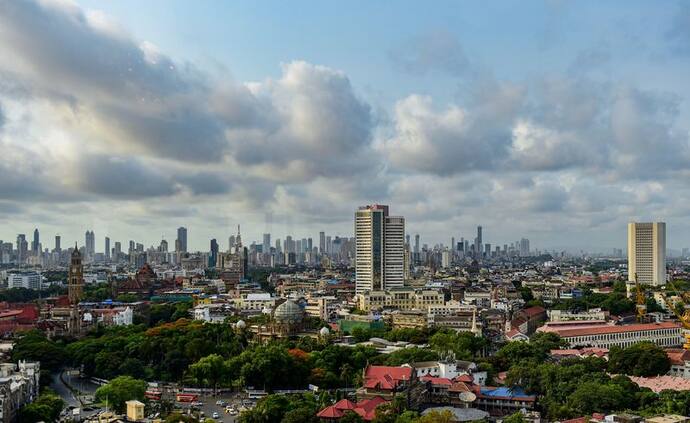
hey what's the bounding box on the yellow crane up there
[659,278,690,349]
[634,273,647,323]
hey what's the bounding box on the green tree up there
[568,381,625,415]
[11,330,67,371]
[94,375,147,413]
[17,390,65,422]
[188,354,227,393]
[502,411,527,423]
[608,342,671,376]
[415,410,454,423]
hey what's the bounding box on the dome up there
[235,320,246,330]
[273,300,303,324]
[319,327,330,337]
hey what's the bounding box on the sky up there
[1,0,690,252]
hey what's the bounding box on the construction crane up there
[659,279,690,349]
[634,273,647,323]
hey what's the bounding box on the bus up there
[176,393,198,403]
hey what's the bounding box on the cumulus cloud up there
[2,0,690,249]
[382,95,514,174]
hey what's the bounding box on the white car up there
[212,412,220,419]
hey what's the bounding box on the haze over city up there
[2,0,690,250]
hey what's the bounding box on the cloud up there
[225,61,378,181]
[67,155,179,198]
[666,3,690,55]
[389,30,471,77]
[382,94,514,174]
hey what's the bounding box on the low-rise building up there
[539,321,683,349]
[0,361,40,423]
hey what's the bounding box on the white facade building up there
[7,272,41,290]
[628,222,666,286]
[355,205,405,294]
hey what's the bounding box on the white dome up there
[273,300,303,324]
[235,320,246,330]
[319,327,330,336]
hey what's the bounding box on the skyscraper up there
[519,238,530,256]
[105,237,110,260]
[355,204,405,294]
[262,233,271,255]
[177,227,188,253]
[54,235,61,252]
[628,222,666,286]
[475,226,482,257]
[210,238,218,267]
[16,234,27,263]
[414,234,420,254]
[85,230,95,258]
[32,228,39,254]
[319,231,326,254]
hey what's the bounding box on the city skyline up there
[2,1,690,250]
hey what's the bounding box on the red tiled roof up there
[628,375,690,392]
[333,399,357,410]
[420,376,452,386]
[316,406,343,419]
[666,348,690,365]
[551,321,680,337]
[354,397,387,420]
[455,374,474,383]
[522,306,546,317]
[317,397,388,421]
[362,366,413,391]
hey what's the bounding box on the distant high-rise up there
[519,238,530,256]
[628,222,666,286]
[105,237,111,260]
[16,234,27,263]
[355,204,405,293]
[319,232,326,254]
[177,227,188,253]
[54,235,61,252]
[475,226,483,257]
[85,230,95,257]
[262,233,271,254]
[32,228,39,254]
[210,239,218,267]
[414,234,420,254]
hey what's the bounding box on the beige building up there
[356,288,445,312]
[126,400,145,421]
[355,205,405,294]
[628,222,666,286]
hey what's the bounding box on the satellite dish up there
[458,392,476,402]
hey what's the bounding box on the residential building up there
[355,205,405,294]
[628,222,666,286]
[0,361,40,423]
[7,272,41,290]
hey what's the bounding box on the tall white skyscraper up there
[628,222,666,286]
[355,204,405,294]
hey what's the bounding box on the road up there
[50,371,104,421]
[179,394,245,422]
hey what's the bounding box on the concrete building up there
[0,361,40,423]
[628,222,666,286]
[539,321,683,349]
[7,272,41,290]
[355,205,405,293]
